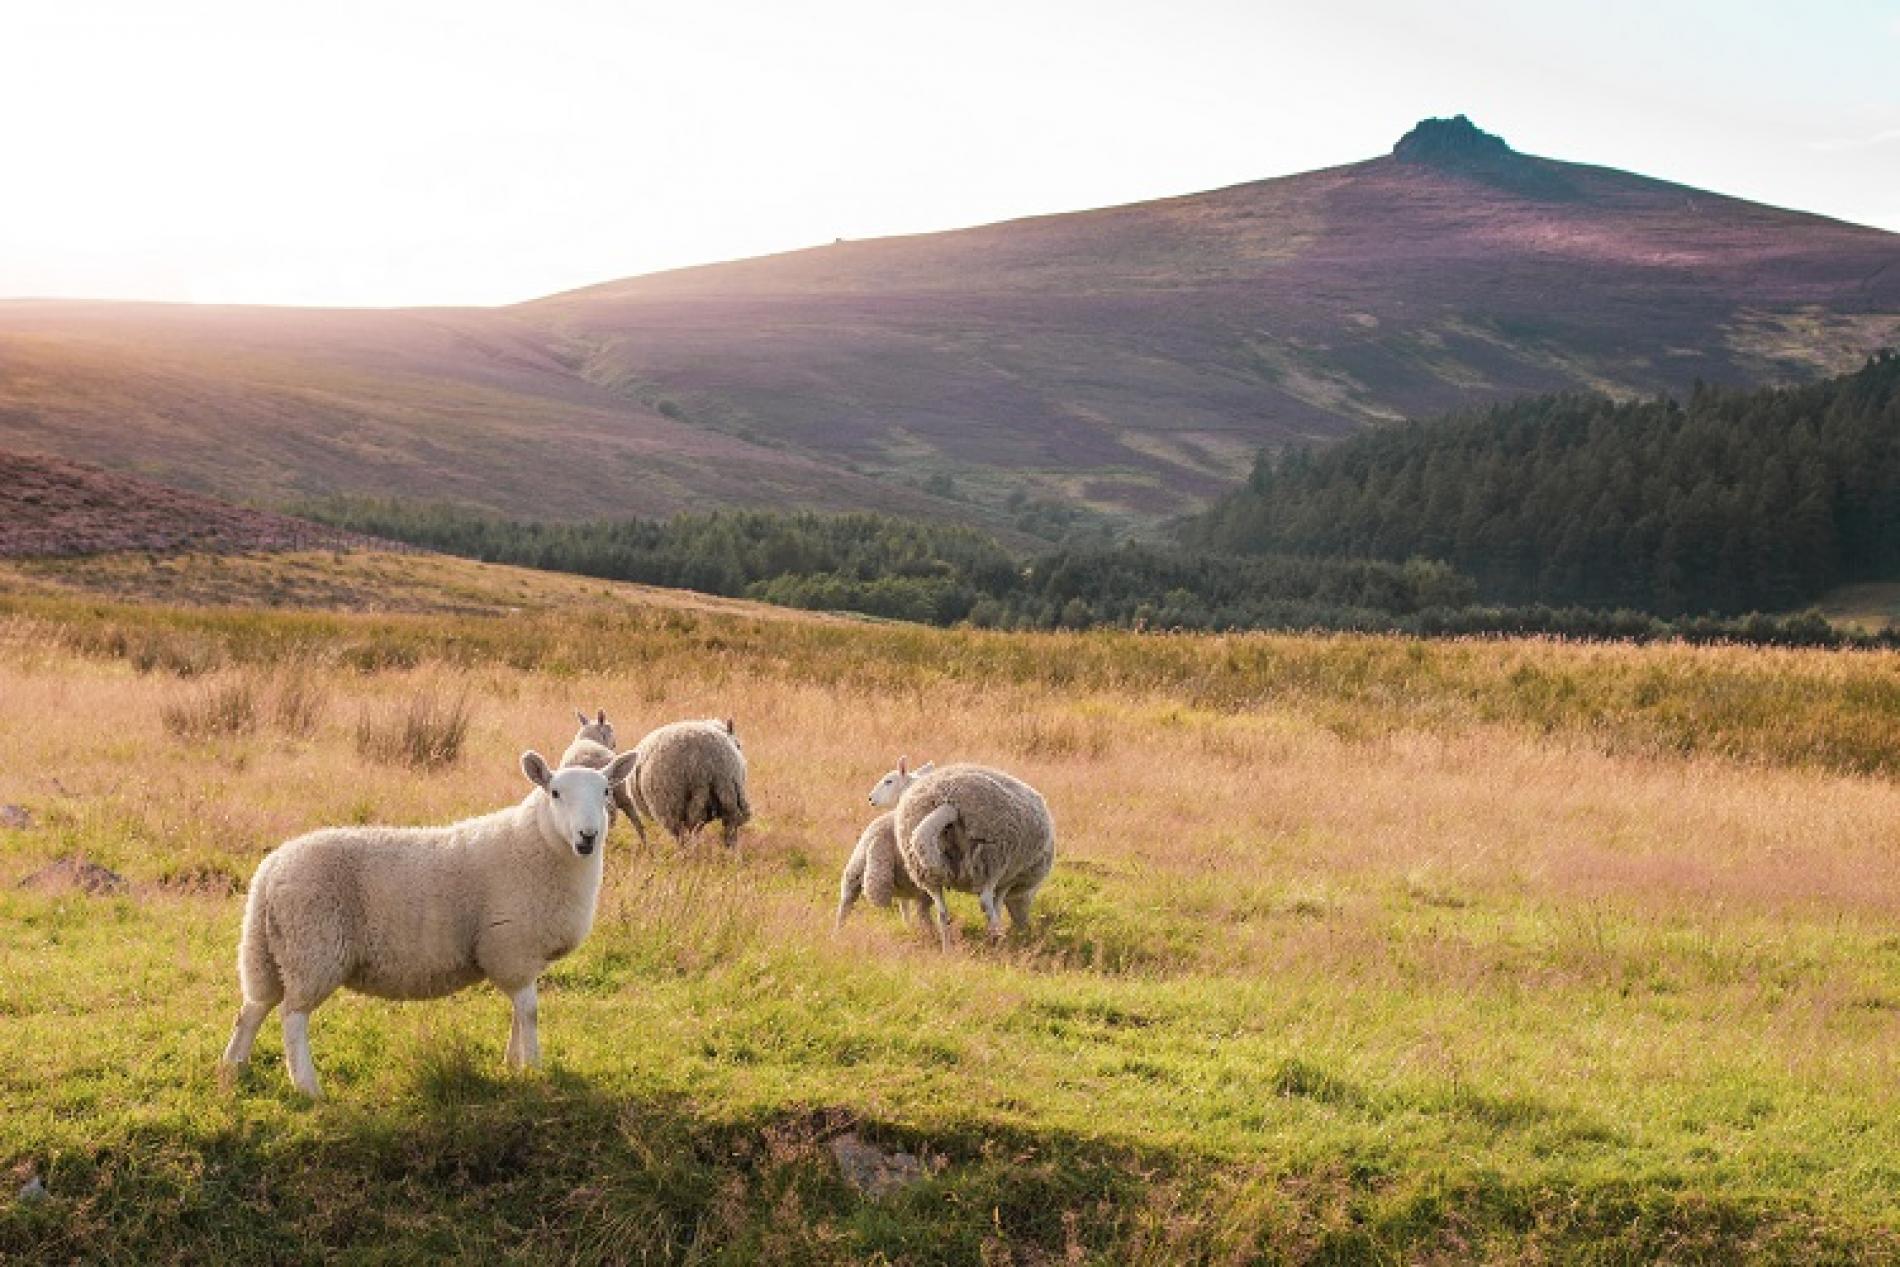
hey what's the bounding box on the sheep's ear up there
[723,717,736,735]
[604,750,639,785]
[521,751,554,790]
[898,755,908,776]
[917,760,935,775]
[575,709,590,727]
[597,709,609,725]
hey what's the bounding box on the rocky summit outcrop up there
[1391,113,1517,165]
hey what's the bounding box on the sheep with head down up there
[867,755,1055,951]
[835,767,936,931]
[561,707,639,826]
[625,717,751,851]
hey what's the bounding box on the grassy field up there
[1817,581,1900,635]
[2,553,1898,1263]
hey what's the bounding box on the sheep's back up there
[631,721,746,825]
[894,765,1053,892]
[255,823,490,1000]
[560,737,614,770]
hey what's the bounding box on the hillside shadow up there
[1,1054,1874,1265]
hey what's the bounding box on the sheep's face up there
[522,749,639,857]
[867,757,933,808]
[574,708,616,749]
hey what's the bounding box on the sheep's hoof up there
[216,1060,242,1092]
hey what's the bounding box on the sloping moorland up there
[0,450,389,560]
[2,117,1896,529]
[1,552,1896,1263]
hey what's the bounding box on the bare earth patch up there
[18,856,127,896]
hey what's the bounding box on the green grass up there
[2,562,1898,1262]
[4,875,1895,1262]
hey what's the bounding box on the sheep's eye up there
[551,790,561,800]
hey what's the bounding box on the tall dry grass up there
[354,686,473,770]
[159,668,332,743]
[8,575,1900,777]
[6,627,1897,966]
[159,674,261,740]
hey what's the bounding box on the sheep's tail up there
[237,867,284,1006]
[909,804,961,877]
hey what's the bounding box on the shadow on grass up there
[2,1051,1890,1264]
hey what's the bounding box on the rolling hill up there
[0,450,383,559]
[2,116,1895,529]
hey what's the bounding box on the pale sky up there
[2,0,1896,308]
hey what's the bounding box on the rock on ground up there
[828,1132,933,1198]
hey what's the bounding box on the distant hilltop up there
[1392,113,1517,164]
[2,118,1896,531]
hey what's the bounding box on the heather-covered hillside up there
[3,119,1895,530]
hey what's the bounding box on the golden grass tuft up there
[160,674,260,740]
[159,668,332,744]
[354,686,474,770]
[269,667,330,738]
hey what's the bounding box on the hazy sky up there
[3,0,1896,308]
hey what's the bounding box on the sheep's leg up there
[978,887,1005,944]
[282,1010,322,1098]
[1004,890,1035,935]
[721,815,742,854]
[686,787,713,842]
[219,999,276,1085]
[506,984,540,1070]
[929,887,953,952]
[617,787,649,847]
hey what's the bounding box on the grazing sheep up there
[561,708,639,827]
[564,707,616,757]
[627,718,751,850]
[868,756,1055,951]
[219,748,639,1098]
[834,799,934,931]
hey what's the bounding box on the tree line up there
[297,497,1890,647]
[294,501,1474,630]
[1185,352,1900,617]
